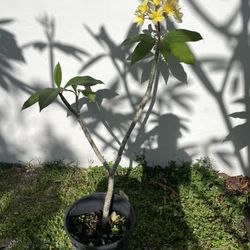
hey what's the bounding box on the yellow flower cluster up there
[134,0,183,26]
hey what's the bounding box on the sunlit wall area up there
[0,0,249,176]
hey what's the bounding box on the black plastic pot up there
[64,192,136,250]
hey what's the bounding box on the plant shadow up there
[95,159,249,249]
[0,161,249,249]
[0,161,82,249]
[75,24,196,169]
[188,0,250,175]
[95,162,200,250]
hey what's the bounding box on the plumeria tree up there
[22,0,202,226]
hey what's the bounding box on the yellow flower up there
[163,2,175,16]
[133,13,145,26]
[151,0,161,6]
[138,3,148,14]
[133,0,183,25]
[174,7,183,22]
[163,0,183,22]
[149,8,165,24]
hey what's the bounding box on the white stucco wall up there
[0,0,249,176]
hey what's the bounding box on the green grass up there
[0,159,249,250]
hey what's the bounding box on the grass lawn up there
[0,158,249,250]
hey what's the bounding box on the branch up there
[59,93,78,117]
[59,93,112,174]
[112,46,160,174]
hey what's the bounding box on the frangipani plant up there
[22,0,202,228]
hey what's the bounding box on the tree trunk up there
[102,174,114,226]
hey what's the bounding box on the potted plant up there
[22,0,202,249]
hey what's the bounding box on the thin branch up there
[59,93,78,117]
[59,93,111,174]
[112,46,160,174]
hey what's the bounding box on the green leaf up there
[121,34,154,47]
[170,42,195,65]
[65,76,104,88]
[53,63,62,87]
[22,91,42,110]
[38,88,61,111]
[159,40,171,63]
[81,90,96,103]
[131,37,156,65]
[165,29,203,43]
[87,93,96,103]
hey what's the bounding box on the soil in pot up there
[70,210,128,247]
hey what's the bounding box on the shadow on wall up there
[38,124,78,164]
[0,19,26,91]
[0,12,196,167]
[0,18,28,162]
[20,16,196,167]
[3,2,250,175]
[140,113,193,166]
[188,0,250,175]
[0,19,33,162]
[22,14,89,87]
[0,15,89,163]
[74,24,196,167]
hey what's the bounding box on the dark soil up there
[70,210,127,247]
[221,173,250,239]
[223,174,250,194]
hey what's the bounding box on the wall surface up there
[0,0,250,176]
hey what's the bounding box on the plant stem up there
[59,93,112,174]
[59,34,160,227]
[101,43,160,225]
[102,174,114,225]
[112,46,160,175]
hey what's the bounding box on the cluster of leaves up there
[122,29,202,65]
[110,211,126,234]
[22,63,104,112]
[22,28,202,113]
[0,160,249,249]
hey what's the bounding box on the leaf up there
[231,76,240,95]
[65,76,104,88]
[168,57,187,83]
[170,42,195,65]
[121,34,153,47]
[38,88,61,111]
[53,42,89,60]
[229,112,248,119]
[165,29,203,43]
[54,63,62,87]
[81,90,96,103]
[22,91,41,110]
[158,59,170,84]
[159,40,170,63]
[0,19,14,25]
[141,60,153,84]
[31,42,47,51]
[96,88,118,100]
[224,123,250,150]
[215,151,233,169]
[131,37,156,65]
[233,97,250,104]
[87,93,96,103]
[78,54,106,73]
[0,29,25,61]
